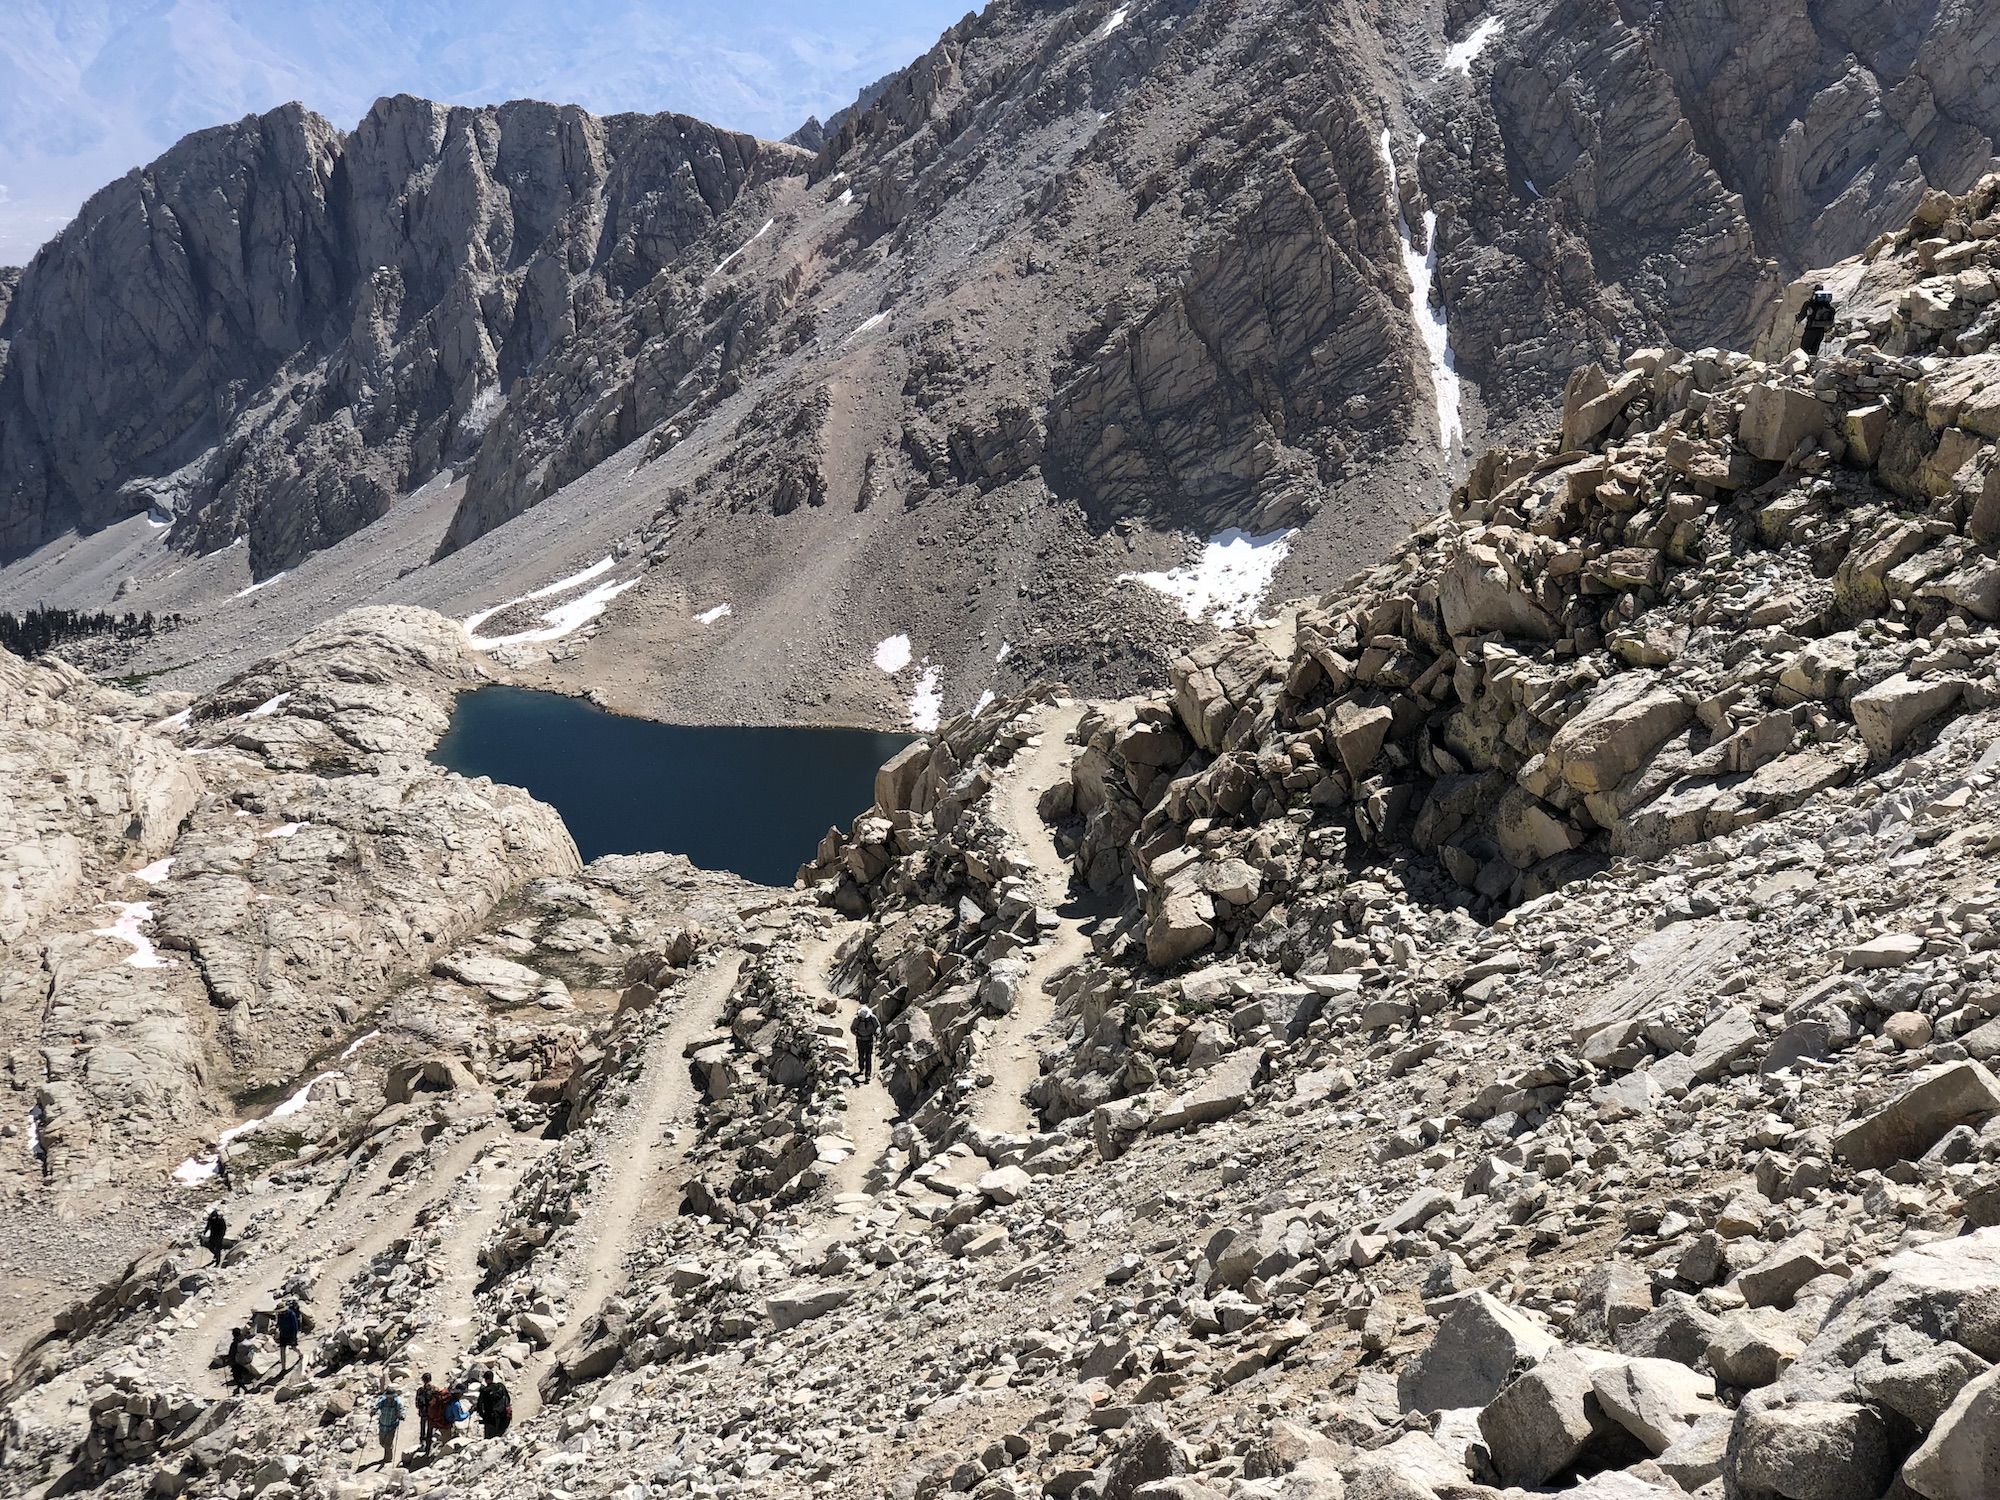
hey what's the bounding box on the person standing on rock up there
[275,1299,303,1375]
[1795,283,1837,357]
[476,1369,512,1439]
[204,1207,228,1268]
[373,1386,406,1467]
[214,1142,233,1192]
[227,1326,256,1392]
[850,1003,880,1083]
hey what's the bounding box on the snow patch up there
[996,641,1013,663]
[131,857,175,885]
[1444,16,1502,72]
[1096,4,1131,39]
[973,689,996,715]
[695,603,733,624]
[245,692,292,719]
[1379,129,1464,451]
[873,634,913,673]
[709,218,775,278]
[153,708,192,732]
[845,310,889,343]
[94,902,170,969]
[233,571,288,599]
[908,667,944,732]
[264,822,307,839]
[836,187,854,206]
[463,558,639,650]
[171,1069,342,1183]
[1118,527,1298,629]
[338,1029,381,1062]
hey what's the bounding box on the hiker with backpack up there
[274,1299,303,1374]
[1795,283,1837,357]
[850,1003,880,1083]
[476,1368,512,1439]
[442,1382,472,1444]
[415,1373,440,1453]
[373,1386,406,1466]
[204,1208,228,1268]
[227,1326,256,1392]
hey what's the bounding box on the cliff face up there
[0,96,799,572]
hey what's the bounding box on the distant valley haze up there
[0,0,969,264]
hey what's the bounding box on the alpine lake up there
[430,685,912,887]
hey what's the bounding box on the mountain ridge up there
[1,0,1996,737]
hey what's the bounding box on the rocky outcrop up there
[0,607,577,1187]
[1061,174,2000,977]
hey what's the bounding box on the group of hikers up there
[198,1206,512,1469]
[370,1371,512,1466]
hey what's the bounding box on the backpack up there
[446,1395,471,1425]
[851,1010,879,1042]
[206,1212,225,1243]
[276,1305,301,1341]
[424,1389,450,1428]
[481,1382,512,1421]
[1804,293,1836,329]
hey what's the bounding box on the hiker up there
[274,1298,303,1374]
[850,1003,880,1083]
[227,1326,256,1392]
[441,1382,471,1445]
[30,1103,49,1181]
[1795,283,1837,357]
[476,1368,512,1439]
[215,1142,233,1192]
[373,1386,405,1466]
[422,1378,457,1449]
[415,1373,440,1453]
[204,1207,227,1267]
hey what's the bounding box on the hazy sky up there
[0,0,971,264]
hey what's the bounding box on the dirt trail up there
[975,701,1095,1139]
[793,922,895,1204]
[514,953,743,1420]
[166,1122,507,1397]
[396,1137,546,1382]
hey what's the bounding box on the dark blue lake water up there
[430,686,911,886]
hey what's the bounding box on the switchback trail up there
[792,921,894,1205]
[975,700,1098,1139]
[514,953,743,1422]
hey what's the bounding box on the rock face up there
[0,606,578,1186]
[1062,172,2000,971]
[0,97,797,571]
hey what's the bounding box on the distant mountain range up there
[0,0,954,263]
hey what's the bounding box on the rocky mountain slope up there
[7,172,2000,1500]
[2,0,1996,729]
